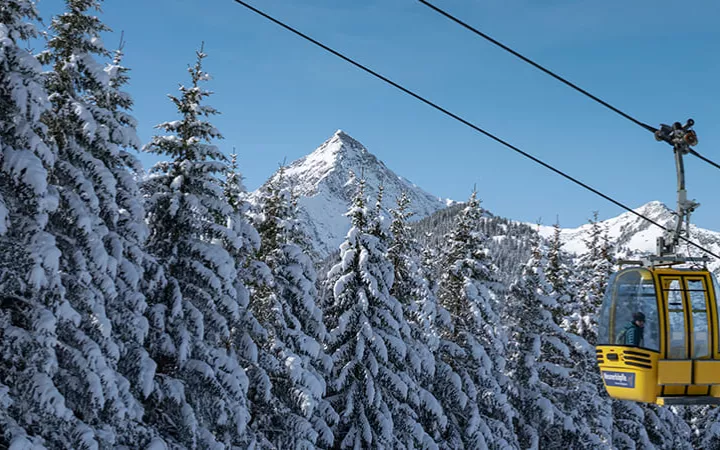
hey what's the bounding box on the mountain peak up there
[635,200,673,216]
[253,130,449,256]
[612,200,675,227]
[333,129,349,139]
[299,129,367,168]
[327,129,366,156]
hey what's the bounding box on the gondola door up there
[657,274,713,397]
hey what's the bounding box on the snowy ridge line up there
[534,201,720,273]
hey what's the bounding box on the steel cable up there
[231,0,720,261]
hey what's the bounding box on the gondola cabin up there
[596,265,720,405]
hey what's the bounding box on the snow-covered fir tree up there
[388,192,415,301]
[387,191,446,445]
[366,188,440,448]
[221,147,282,449]
[0,1,65,447]
[433,190,516,449]
[36,0,155,445]
[643,404,692,449]
[541,233,614,448]
[222,150,244,213]
[325,176,425,448]
[560,213,617,448]
[545,219,570,295]
[504,236,610,449]
[142,45,251,448]
[250,167,337,448]
[554,213,628,448]
[692,405,720,448]
[609,383,690,449]
[610,401,690,449]
[567,212,614,345]
[89,37,165,445]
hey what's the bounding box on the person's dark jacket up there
[619,321,644,347]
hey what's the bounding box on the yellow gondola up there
[596,119,720,405]
[597,264,720,405]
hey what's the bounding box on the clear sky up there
[38,0,720,230]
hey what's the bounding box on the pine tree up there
[552,213,618,448]
[220,161,272,449]
[37,0,155,445]
[642,404,692,449]
[567,211,614,346]
[433,191,516,449]
[364,189,439,448]
[250,168,337,448]
[610,401,691,449]
[222,150,245,213]
[545,219,569,295]
[90,37,165,445]
[142,45,250,448]
[222,148,296,449]
[545,254,613,448]
[693,405,720,448]
[505,237,610,449]
[597,228,615,307]
[603,345,689,446]
[325,176,420,448]
[0,1,66,446]
[388,191,446,445]
[610,386,690,449]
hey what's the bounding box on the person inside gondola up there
[618,312,645,347]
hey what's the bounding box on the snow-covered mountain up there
[252,130,450,257]
[536,201,720,273]
[252,130,720,272]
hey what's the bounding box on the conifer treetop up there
[223,150,246,213]
[41,0,111,93]
[346,175,367,231]
[145,43,224,167]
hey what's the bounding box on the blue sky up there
[39,0,720,230]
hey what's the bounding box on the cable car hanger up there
[649,120,707,266]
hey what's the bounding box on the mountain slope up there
[414,204,539,285]
[253,130,450,257]
[536,201,720,273]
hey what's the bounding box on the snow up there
[535,201,674,254]
[145,438,168,450]
[3,6,717,441]
[535,200,720,274]
[140,352,157,399]
[251,130,450,257]
[0,197,8,234]
[32,373,72,420]
[2,148,48,196]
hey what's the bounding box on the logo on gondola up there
[602,371,636,388]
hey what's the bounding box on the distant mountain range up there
[251,130,720,274]
[536,201,720,274]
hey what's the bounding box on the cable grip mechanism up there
[654,118,704,261]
